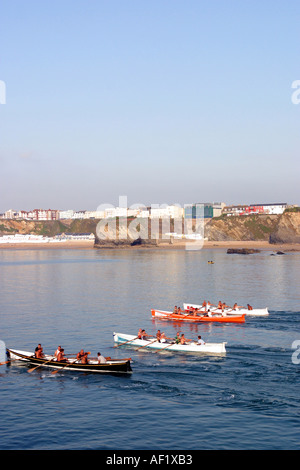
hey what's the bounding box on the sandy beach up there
[0,241,95,250]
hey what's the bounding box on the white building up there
[104,207,127,218]
[223,203,288,216]
[83,210,105,219]
[59,210,74,220]
[72,211,86,219]
[150,205,184,219]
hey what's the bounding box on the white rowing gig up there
[113,333,227,354]
[183,303,269,316]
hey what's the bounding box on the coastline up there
[94,239,300,252]
[0,241,95,250]
[0,240,299,251]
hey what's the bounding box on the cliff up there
[269,211,300,244]
[204,214,279,241]
[0,211,299,245]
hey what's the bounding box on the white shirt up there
[98,355,107,363]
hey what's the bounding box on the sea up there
[0,247,299,451]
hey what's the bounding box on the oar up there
[154,342,175,352]
[0,360,10,366]
[51,352,91,374]
[136,339,158,350]
[28,357,55,373]
[113,336,139,348]
[51,358,77,374]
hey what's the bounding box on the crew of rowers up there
[173,301,253,316]
[138,329,205,346]
[34,344,107,364]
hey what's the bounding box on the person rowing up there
[137,329,148,340]
[160,332,167,343]
[197,336,205,346]
[35,344,44,359]
[174,332,181,344]
[141,329,148,340]
[156,330,162,342]
[57,348,68,363]
[222,302,230,312]
[180,334,187,345]
[232,303,244,311]
[54,345,62,358]
[76,349,85,361]
[97,352,107,364]
[247,304,253,310]
[81,352,89,364]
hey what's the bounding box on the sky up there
[0,0,299,212]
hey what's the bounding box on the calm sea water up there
[0,247,299,450]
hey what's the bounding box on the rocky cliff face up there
[269,211,300,244]
[204,215,279,241]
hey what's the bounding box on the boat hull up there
[183,303,269,316]
[7,349,132,374]
[151,309,246,323]
[113,333,226,354]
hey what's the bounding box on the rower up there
[54,345,61,358]
[76,349,85,360]
[233,303,243,310]
[35,344,44,359]
[197,336,205,345]
[137,329,142,339]
[81,352,89,364]
[97,352,107,364]
[156,330,162,342]
[175,332,180,344]
[57,348,68,362]
[217,301,223,310]
[160,332,167,343]
[173,306,178,314]
[180,334,187,345]
[141,329,147,340]
[247,304,253,310]
[222,302,230,312]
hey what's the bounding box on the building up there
[150,205,184,219]
[59,210,74,219]
[223,203,288,216]
[32,209,59,220]
[184,202,225,219]
[249,203,287,215]
[4,209,17,219]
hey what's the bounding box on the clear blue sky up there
[0,0,299,211]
